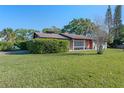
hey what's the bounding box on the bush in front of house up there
[14,41,27,50]
[27,38,69,54]
[0,42,14,51]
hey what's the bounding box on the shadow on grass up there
[0,50,30,55]
[58,52,98,56]
[0,50,99,56]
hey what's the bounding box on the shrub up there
[0,42,14,51]
[14,41,27,50]
[27,38,69,54]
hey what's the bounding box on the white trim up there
[84,40,86,49]
[72,39,74,50]
[74,46,84,48]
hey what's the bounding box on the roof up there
[34,32,67,39]
[60,33,93,40]
[34,32,93,40]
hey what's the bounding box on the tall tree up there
[105,5,113,45]
[62,18,95,35]
[0,28,16,42]
[105,5,113,33]
[113,5,122,39]
[113,25,124,46]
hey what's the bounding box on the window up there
[74,40,84,46]
[74,40,84,50]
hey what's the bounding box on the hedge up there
[27,38,69,54]
[14,41,27,50]
[0,42,14,51]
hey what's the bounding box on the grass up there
[0,49,124,88]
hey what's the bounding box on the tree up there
[94,18,108,54]
[95,25,107,54]
[114,25,124,45]
[62,18,95,35]
[0,28,16,42]
[105,5,113,33]
[42,26,61,34]
[113,5,122,39]
[120,25,124,50]
[105,5,113,45]
[15,29,36,41]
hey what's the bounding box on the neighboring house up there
[33,32,107,50]
[116,44,124,49]
[0,37,5,42]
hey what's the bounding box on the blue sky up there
[0,5,124,31]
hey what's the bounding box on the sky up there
[0,5,124,31]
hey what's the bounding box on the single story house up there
[33,32,107,50]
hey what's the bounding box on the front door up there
[86,40,92,49]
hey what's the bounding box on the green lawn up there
[0,49,124,88]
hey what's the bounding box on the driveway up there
[0,50,30,55]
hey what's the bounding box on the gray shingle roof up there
[60,33,93,40]
[34,32,67,39]
[34,32,93,40]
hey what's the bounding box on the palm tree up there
[0,28,16,42]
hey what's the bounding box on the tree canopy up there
[0,28,37,42]
[113,5,122,39]
[105,5,113,33]
[0,28,16,42]
[15,29,36,41]
[42,26,61,34]
[62,18,95,35]
[105,5,113,45]
[110,5,123,47]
